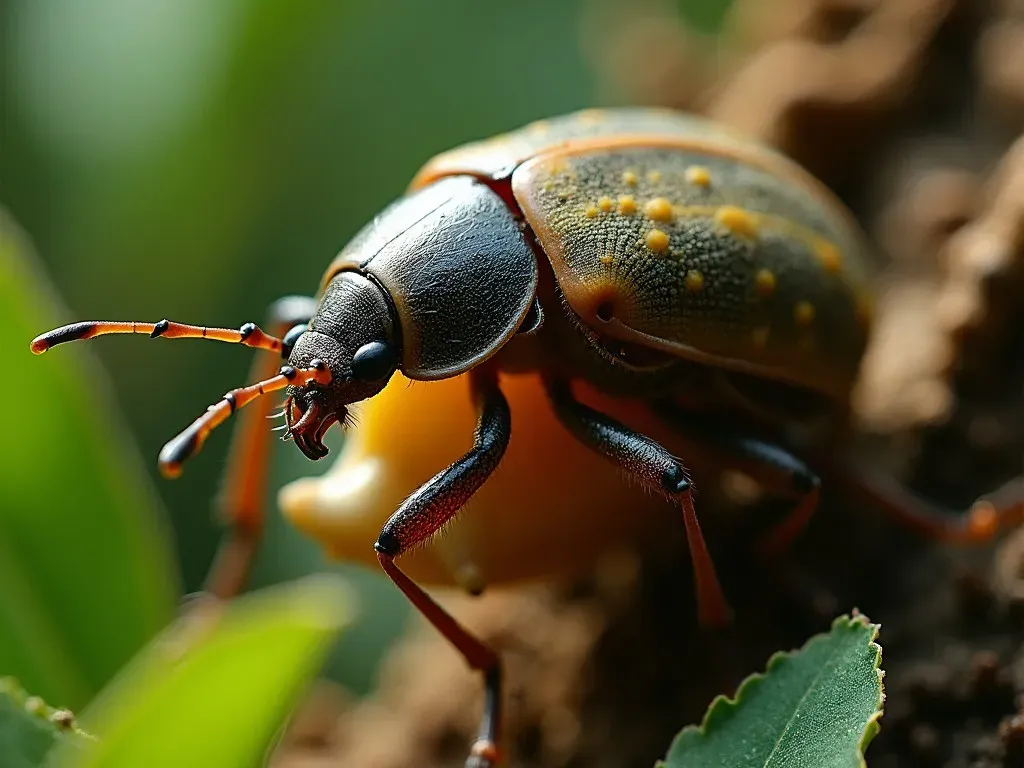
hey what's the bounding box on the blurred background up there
[3,0,1023,765]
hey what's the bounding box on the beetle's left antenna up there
[30,319,284,355]
[158,362,332,478]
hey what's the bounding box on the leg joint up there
[792,468,821,494]
[661,464,691,495]
[374,530,401,558]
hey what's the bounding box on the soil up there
[273,1,1024,766]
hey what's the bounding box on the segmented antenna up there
[158,362,331,478]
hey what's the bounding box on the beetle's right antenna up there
[30,319,284,355]
[158,362,332,478]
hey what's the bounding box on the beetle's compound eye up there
[351,341,398,381]
[281,324,308,359]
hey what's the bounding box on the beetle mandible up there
[31,108,1023,768]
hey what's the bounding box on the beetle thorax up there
[284,272,399,459]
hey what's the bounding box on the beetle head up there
[283,271,399,460]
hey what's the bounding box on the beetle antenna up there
[158,361,331,478]
[30,319,284,355]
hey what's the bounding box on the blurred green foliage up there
[0,0,733,702]
[0,212,177,711]
[49,576,347,768]
[678,0,734,34]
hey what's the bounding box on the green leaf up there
[661,614,884,768]
[0,678,93,768]
[0,209,178,709]
[47,575,349,768]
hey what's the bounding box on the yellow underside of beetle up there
[279,371,710,588]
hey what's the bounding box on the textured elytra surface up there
[411,108,770,187]
[513,146,871,399]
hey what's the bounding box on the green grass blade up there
[0,209,178,709]
[662,614,884,768]
[47,575,349,768]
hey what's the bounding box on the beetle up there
[31,108,1022,768]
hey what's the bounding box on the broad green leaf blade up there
[48,575,349,768]
[662,614,884,768]
[0,678,92,768]
[0,210,178,709]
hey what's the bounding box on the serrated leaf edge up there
[659,613,884,768]
[0,677,96,742]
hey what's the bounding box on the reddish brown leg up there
[203,296,319,600]
[652,403,824,557]
[546,380,732,628]
[834,464,1024,544]
[374,367,510,768]
[716,437,821,557]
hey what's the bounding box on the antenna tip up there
[159,462,183,480]
[159,428,201,479]
[29,322,96,354]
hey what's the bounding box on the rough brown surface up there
[275,1,1024,766]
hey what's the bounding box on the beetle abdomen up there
[511,142,872,400]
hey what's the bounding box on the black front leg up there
[373,367,511,768]
[545,379,731,627]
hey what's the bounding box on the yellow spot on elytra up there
[599,252,614,265]
[644,197,674,223]
[647,170,662,184]
[686,166,711,187]
[577,109,605,125]
[622,170,639,186]
[755,269,776,297]
[528,120,550,135]
[752,327,770,348]
[646,229,670,253]
[557,182,578,201]
[598,196,614,213]
[715,206,759,240]
[794,301,816,326]
[585,206,599,218]
[684,270,705,293]
[618,195,637,215]
[547,158,569,175]
[814,240,843,274]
